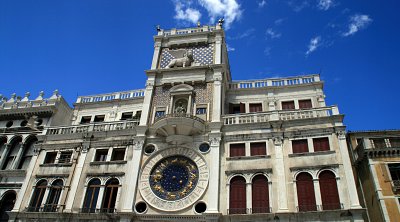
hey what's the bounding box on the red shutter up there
[299,99,312,109]
[292,139,309,153]
[296,173,316,211]
[249,103,262,112]
[230,143,246,157]
[230,177,246,214]
[240,103,246,113]
[252,175,269,213]
[229,103,234,114]
[319,171,340,210]
[250,142,266,156]
[313,137,330,152]
[282,101,295,110]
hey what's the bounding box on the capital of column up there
[336,130,346,140]
[209,137,221,147]
[133,139,145,150]
[273,136,283,146]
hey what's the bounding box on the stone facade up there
[0,24,367,221]
[347,130,400,221]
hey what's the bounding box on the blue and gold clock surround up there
[149,156,199,201]
[139,147,209,211]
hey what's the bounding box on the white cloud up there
[317,0,334,11]
[265,28,281,39]
[264,47,271,56]
[342,14,372,37]
[174,1,202,24]
[274,18,286,25]
[288,0,310,12]
[306,36,321,55]
[258,0,266,8]
[198,0,242,29]
[229,28,255,40]
[227,44,235,51]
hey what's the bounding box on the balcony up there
[150,113,205,140]
[79,208,116,213]
[158,25,217,37]
[229,75,319,90]
[45,120,139,135]
[76,89,145,104]
[223,106,339,125]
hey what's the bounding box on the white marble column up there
[206,135,221,213]
[313,179,322,210]
[0,143,10,169]
[212,77,222,122]
[11,143,25,169]
[336,130,362,209]
[150,41,162,70]
[120,139,144,212]
[139,79,155,126]
[12,145,40,212]
[273,137,289,212]
[246,182,252,214]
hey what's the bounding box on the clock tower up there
[134,22,229,217]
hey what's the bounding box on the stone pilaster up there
[207,135,221,213]
[273,136,289,212]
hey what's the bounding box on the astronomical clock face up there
[139,148,209,211]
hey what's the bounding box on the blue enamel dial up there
[149,156,199,201]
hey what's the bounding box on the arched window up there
[82,178,101,213]
[252,175,270,213]
[101,178,119,213]
[28,180,47,212]
[18,137,37,169]
[0,191,16,221]
[2,137,22,170]
[229,176,246,214]
[44,179,63,212]
[296,172,316,212]
[319,171,340,210]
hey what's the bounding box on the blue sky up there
[0,0,399,131]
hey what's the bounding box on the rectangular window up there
[313,137,330,152]
[250,142,266,156]
[80,116,91,124]
[134,111,142,120]
[373,139,386,148]
[389,163,400,181]
[111,148,125,161]
[292,139,309,153]
[282,101,295,110]
[229,103,245,114]
[44,152,57,164]
[58,151,72,163]
[93,115,105,122]
[120,112,133,120]
[249,103,263,113]
[230,143,246,157]
[196,107,207,115]
[155,110,165,118]
[299,99,312,109]
[390,138,400,148]
[94,149,108,162]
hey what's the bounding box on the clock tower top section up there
[148,21,232,83]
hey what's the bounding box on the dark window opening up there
[144,145,155,154]
[80,116,91,124]
[82,179,101,213]
[313,137,330,152]
[44,179,63,212]
[292,139,309,154]
[120,112,133,120]
[229,103,245,114]
[373,138,386,148]
[5,121,13,128]
[101,179,119,213]
[93,115,105,122]
[2,138,22,170]
[389,163,400,181]
[135,202,147,213]
[44,152,57,164]
[28,180,47,212]
[299,99,312,109]
[133,111,142,120]
[230,143,245,157]
[250,142,266,156]
[194,202,207,213]
[18,139,37,169]
[196,107,207,115]
[94,149,108,162]
[155,111,165,118]
[249,103,262,113]
[390,138,400,148]
[282,101,295,110]
[58,151,73,163]
[111,149,125,161]
[20,120,28,127]
[0,191,16,221]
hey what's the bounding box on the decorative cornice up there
[290,164,339,172]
